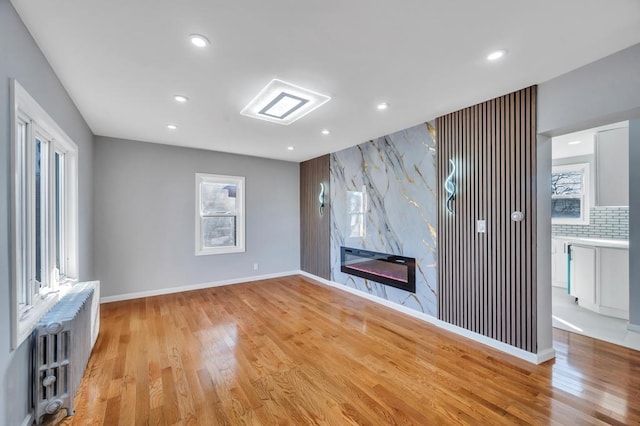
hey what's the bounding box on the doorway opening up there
[550,121,638,350]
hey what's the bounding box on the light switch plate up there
[477,220,486,233]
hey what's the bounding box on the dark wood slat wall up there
[300,155,331,280]
[437,87,537,352]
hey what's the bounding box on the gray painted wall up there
[538,43,640,329]
[538,43,640,136]
[94,137,300,298]
[536,134,553,354]
[630,119,640,327]
[0,0,95,424]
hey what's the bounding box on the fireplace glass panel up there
[340,247,415,293]
[343,252,408,283]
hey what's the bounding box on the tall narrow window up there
[16,120,28,310]
[34,137,48,289]
[347,187,366,238]
[54,151,66,279]
[11,80,79,348]
[195,173,245,255]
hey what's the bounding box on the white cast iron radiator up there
[32,281,100,424]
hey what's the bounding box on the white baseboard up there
[534,347,557,364]
[100,271,299,303]
[598,305,629,321]
[628,323,640,333]
[299,271,556,365]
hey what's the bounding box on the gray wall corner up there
[629,119,640,327]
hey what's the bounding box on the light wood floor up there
[51,275,640,425]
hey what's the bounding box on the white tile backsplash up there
[552,206,628,239]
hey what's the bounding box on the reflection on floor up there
[552,286,640,350]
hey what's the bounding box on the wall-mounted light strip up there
[319,182,325,216]
[445,159,456,214]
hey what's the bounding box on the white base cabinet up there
[570,245,597,310]
[568,243,629,320]
[598,248,629,319]
[551,239,569,288]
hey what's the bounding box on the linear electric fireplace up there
[340,247,416,293]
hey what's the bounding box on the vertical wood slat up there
[486,100,500,336]
[461,108,468,330]
[300,155,330,280]
[436,87,537,353]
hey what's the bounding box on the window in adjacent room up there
[551,163,590,224]
[11,80,79,348]
[347,187,366,238]
[195,173,245,255]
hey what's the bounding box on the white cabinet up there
[596,126,629,206]
[598,248,629,319]
[570,245,597,310]
[567,241,629,320]
[551,239,569,288]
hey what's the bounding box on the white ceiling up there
[11,0,640,162]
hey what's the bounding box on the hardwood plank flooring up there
[49,276,640,425]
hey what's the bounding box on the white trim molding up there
[628,323,640,333]
[299,271,556,365]
[100,271,299,303]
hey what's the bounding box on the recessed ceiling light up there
[167,124,177,130]
[174,95,188,103]
[241,79,331,125]
[568,140,582,145]
[287,146,294,151]
[487,50,506,61]
[321,129,331,135]
[377,102,389,110]
[189,34,210,48]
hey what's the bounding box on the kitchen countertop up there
[553,236,629,249]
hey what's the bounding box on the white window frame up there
[552,163,590,225]
[347,186,367,239]
[195,173,245,255]
[10,80,79,349]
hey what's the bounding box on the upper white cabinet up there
[596,126,629,206]
[553,121,628,208]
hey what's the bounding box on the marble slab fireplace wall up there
[330,123,438,316]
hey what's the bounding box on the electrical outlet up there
[477,220,486,233]
[253,263,259,270]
